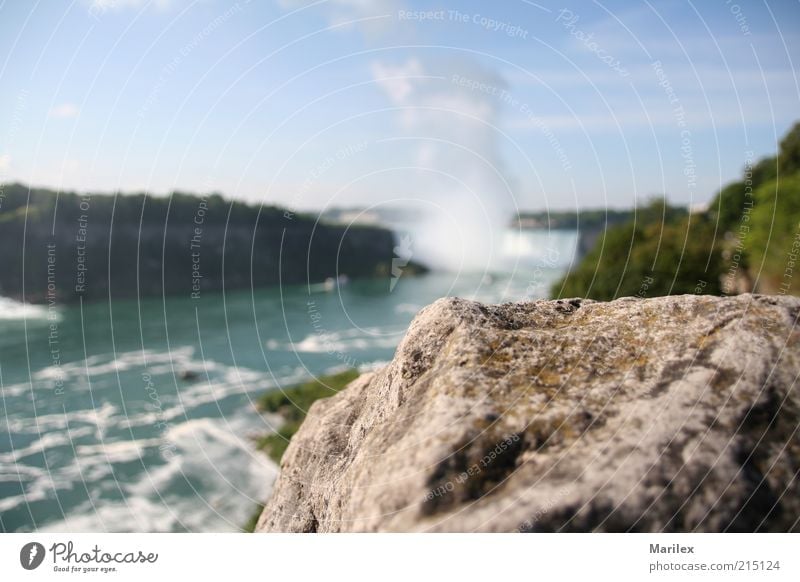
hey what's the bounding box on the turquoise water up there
[0,230,577,532]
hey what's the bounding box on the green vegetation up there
[514,208,635,230]
[553,121,800,300]
[748,174,800,293]
[554,199,721,299]
[254,369,360,464]
[242,503,264,533]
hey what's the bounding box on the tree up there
[779,121,800,176]
[747,174,800,293]
[553,199,722,301]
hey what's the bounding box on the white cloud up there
[88,0,176,13]
[370,59,424,103]
[0,154,10,172]
[370,57,505,142]
[277,0,402,39]
[49,103,80,119]
[279,0,401,19]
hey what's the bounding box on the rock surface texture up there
[257,294,800,532]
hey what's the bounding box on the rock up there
[256,294,800,532]
[179,370,199,381]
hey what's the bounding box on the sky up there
[0,0,798,212]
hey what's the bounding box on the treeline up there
[0,184,396,304]
[553,122,800,300]
[513,208,637,230]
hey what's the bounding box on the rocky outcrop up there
[257,294,800,532]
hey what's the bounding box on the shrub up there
[553,200,723,301]
[747,174,800,293]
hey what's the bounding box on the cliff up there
[0,184,397,303]
[257,293,800,532]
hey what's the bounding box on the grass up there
[242,503,264,533]
[254,368,360,464]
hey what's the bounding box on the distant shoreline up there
[0,183,402,306]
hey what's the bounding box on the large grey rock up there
[257,294,800,532]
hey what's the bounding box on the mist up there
[372,57,516,273]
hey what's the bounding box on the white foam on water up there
[4,347,302,532]
[394,303,423,315]
[269,325,405,354]
[3,402,118,434]
[76,438,164,463]
[0,427,95,464]
[6,384,278,532]
[31,414,277,532]
[24,346,289,414]
[32,346,196,384]
[37,496,178,533]
[0,296,56,321]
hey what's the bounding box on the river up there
[0,229,577,532]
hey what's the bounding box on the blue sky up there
[0,0,798,211]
